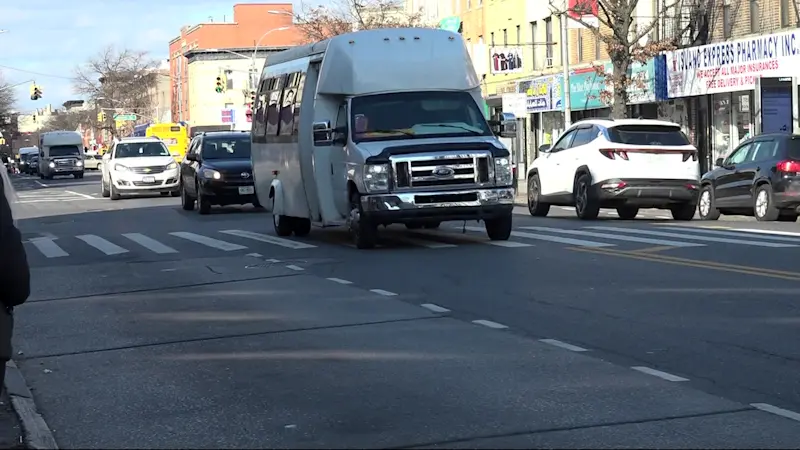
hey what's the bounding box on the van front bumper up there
[360,187,515,223]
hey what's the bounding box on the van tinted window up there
[49,145,81,157]
[607,125,690,146]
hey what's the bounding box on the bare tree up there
[295,0,430,42]
[40,109,94,133]
[72,46,159,138]
[0,72,15,117]
[550,0,707,118]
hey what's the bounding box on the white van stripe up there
[169,232,247,251]
[520,226,704,248]
[76,235,130,255]
[654,226,800,243]
[220,230,317,249]
[462,225,612,248]
[28,238,68,258]
[122,233,178,254]
[586,226,798,248]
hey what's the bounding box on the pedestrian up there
[0,164,30,393]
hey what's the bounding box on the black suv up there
[179,131,259,215]
[699,133,800,222]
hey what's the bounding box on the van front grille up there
[391,152,492,190]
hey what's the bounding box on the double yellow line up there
[569,246,800,281]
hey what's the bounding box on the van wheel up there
[348,193,377,249]
[485,213,512,240]
[754,184,780,221]
[293,218,312,237]
[101,179,110,198]
[670,203,696,221]
[574,173,600,220]
[272,196,294,237]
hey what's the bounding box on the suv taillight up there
[600,149,629,160]
[682,150,698,162]
[776,160,800,173]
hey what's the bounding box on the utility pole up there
[560,13,572,128]
[176,60,183,122]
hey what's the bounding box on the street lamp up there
[251,26,291,61]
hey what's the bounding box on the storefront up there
[569,60,660,120]
[662,29,800,167]
[518,74,565,163]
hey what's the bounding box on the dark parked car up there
[179,131,259,215]
[698,133,800,222]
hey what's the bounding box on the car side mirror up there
[313,121,333,146]
[538,144,552,153]
[102,153,111,161]
[186,153,197,162]
[715,157,724,167]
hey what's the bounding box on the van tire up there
[349,193,377,249]
[574,173,600,220]
[485,213,513,240]
[293,218,312,237]
[272,195,294,237]
[670,202,696,221]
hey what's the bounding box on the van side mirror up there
[313,121,333,146]
[538,144,552,153]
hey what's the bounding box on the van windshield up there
[49,145,82,157]
[350,91,492,143]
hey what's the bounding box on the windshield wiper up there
[424,124,485,135]
[363,129,415,136]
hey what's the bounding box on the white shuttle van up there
[38,131,85,179]
[251,28,515,249]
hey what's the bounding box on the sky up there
[0,0,302,114]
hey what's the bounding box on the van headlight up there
[364,164,390,193]
[494,157,512,186]
[202,168,222,180]
[49,162,55,168]
[76,160,83,167]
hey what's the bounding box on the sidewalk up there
[0,391,24,449]
[8,255,800,448]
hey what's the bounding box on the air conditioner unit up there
[545,57,554,68]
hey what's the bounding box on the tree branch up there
[0,71,15,117]
[294,0,432,42]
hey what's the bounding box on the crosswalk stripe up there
[586,226,798,248]
[520,226,705,248]
[219,229,317,249]
[169,232,247,251]
[461,226,608,248]
[28,238,68,258]
[122,233,179,254]
[653,226,800,243]
[425,227,532,247]
[76,234,130,255]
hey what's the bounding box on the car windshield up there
[49,145,81,157]
[606,125,691,146]
[201,137,251,159]
[350,91,492,143]
[115,142,170,158]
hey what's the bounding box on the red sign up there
[568,0,598,19]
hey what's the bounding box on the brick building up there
[168,3,302,124]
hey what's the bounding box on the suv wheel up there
[754,184,780,221]
[527,174,550,217]
[574,173,600,220]
[698,186,720,220]
[670,203,696,221]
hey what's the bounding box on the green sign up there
[114,114,137,121]
[439,16,462,33]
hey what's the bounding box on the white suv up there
[526,118,701,220]
[101,137,180,200]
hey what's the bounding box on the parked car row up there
[524,118,800,223]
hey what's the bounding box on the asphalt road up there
[7,170,800,448]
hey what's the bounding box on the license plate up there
[142,176,156,183]
[238,186,254,195]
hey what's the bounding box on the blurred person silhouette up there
[0,164,30,393]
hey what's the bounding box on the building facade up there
[184,48,288,130]
[167,3,301,125]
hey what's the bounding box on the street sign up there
[113,114,137,121]
[221,109,235,124]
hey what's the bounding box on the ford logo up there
[432,166,455,177]
[241,172,251,179]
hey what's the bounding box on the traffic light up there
[248,90,256,108]
[97,112,107,122]
[29,84,42,100]
[215,75,226,93]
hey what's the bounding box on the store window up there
[711,92,753,163]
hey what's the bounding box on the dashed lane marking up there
[539,338,589,352]
[370,289,398,296]
[420,303,451,313]
[751,403,800,422]
[631,366,689,382]
[326,277,353,285]
[472,319,509,329]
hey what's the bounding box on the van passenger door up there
[330,102,350,216]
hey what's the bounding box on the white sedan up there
[101,137,180,200]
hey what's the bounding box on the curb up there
[4,360,58,450]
